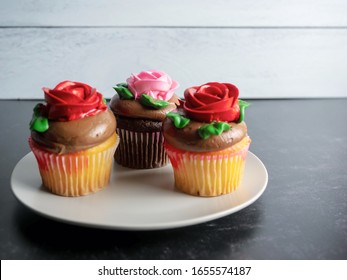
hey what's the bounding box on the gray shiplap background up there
[1,0,347,99]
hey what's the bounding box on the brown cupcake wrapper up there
[115,128,168,169]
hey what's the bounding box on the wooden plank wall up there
[1,0,346,99]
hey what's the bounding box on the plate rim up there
[11,151,268,231]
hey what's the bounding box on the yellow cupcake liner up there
[29,133,119,197]
[164,136,251,197]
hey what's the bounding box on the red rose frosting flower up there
[43,81,107,121]
[183,82,240,122]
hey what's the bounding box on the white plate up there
[11,152,268,231]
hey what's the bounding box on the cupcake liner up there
[115,128,168,169]
[29,133,119,197]
[164,137,251,197]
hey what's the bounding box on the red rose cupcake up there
[163,82,251,196]
[29,81,119,196]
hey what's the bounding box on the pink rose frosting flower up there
[126,70,179,101]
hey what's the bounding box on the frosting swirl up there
[127,70,179,101]
[111,70,180,121]
[184,82,240,122]
[30,81,116,154]
[163,117,248,152]
[43,80,107,121]
[110,94,180,121]
[163,82,250,151]
[31,110,116,154]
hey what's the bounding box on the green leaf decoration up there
[238,99,251,123]
[102,97,107,105]
[30,116,49,133]
[30,103,49,133]
[166,112,190,128]
[113,83,134,100]
[140,94,170,109]
[198,122,231,140]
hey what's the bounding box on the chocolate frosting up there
[162,118,248,152]
[31,110,116,154]
[110,94,180,121]
[116,115,162,132]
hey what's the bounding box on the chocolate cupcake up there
[110,70,179,169]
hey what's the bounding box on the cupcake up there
[110,70,179,169]
[29,81,119,196]
[162,82,251,196]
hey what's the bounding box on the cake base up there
[164,136,251,196]
[29,133,119,196]
[115,116,168,169]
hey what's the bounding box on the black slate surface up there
[1,99,346,259]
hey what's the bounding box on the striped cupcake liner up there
[29,133,119,197]
[115,128,168,169]
[164,137,250,196]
